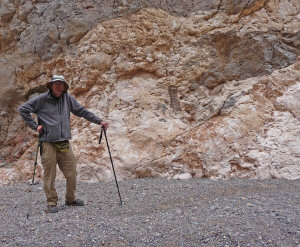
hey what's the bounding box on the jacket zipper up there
[57,99,63,140]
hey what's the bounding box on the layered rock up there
[0,0,299,184]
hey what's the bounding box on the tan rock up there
[0,1,300,184]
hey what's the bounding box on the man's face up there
[51,81,65,97]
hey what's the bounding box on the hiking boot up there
[47,205,59,213]
[65,199,84,206]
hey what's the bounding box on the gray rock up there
[18,1,34,21]
[197,30,300,89]
[0,178,299,246]
[0,0,16,23]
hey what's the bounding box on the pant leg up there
[57,143,77,203]
[41,142,58,206]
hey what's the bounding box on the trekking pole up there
[99,128,123,205]
[26,134,41,219]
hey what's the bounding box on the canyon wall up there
[0,0,299,184]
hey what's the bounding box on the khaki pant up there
[41,142,77,206]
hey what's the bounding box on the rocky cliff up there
[0,0,299,184]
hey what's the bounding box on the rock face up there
[0,0,299,184]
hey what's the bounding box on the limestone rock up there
[0,0,300,184]
[0,0,15,23]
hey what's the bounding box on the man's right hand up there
[37,125,43,133]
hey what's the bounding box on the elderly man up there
[19,75,108,213]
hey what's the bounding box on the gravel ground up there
[0,178,299,247]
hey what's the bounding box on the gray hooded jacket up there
[18,91,102,142]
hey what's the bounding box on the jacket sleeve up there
[69,94,102,124]
[18,97,39,131]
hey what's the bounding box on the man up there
[19,75,108,213]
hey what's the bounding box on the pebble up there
[0,178,299,246]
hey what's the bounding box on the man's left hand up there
[100,121,108,130]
